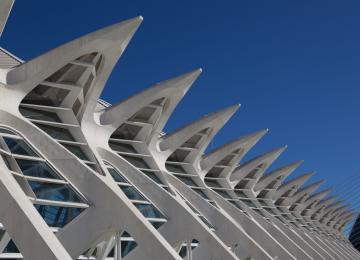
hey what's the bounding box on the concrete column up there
[186,240,192,260]
[114,232,122,260]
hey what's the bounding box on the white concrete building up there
[0,1,358,259]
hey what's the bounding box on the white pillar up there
[114,232,122,260]
[187,240,192,260]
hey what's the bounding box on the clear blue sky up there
[3,1,360,210]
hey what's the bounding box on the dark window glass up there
[142,170,163,184]
[72,98,82,115]
[134,203,165,219]
[22,85,69,106]
[108,168,128,183]
[240,199,256,208]
[108,239,138,258]
[206,167,223,178]
[128,107,156,123]
[62,144,89,161]
[35,123,74,141]
[109,142,137,153]
[174,175,198,187]
[179,246,187,258]
[235,190,247,198]
[120,186,145,201]
[111,124,141,140]
[150,221,165,229]
[122,155,150,169]
[121,241,138,257]
[58,65,87,85]
[214,189,231,199]
[204,179,222,188]
[35,204,84,227]
[28,181,82,203]
[3,240,19,253]
[165,163,186,174]
[19,107,61,122]
[3,137,37,157]
[16,159,60,179]
[182,134,202,148]
[229,200,243,210]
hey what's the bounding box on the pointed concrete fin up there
[230,145,287,182]
[274,172,314,200]
[254,160,303,192]
[332,204,349,215]
[200,129,268,171]
[324,200,346,214]
[291,179,324,202]
[159,104,240,153]
[303,188,332,208]
[100,68,202,129]
[4,16,143,85]
[295,179,324,196]
[339,210,355,222]
[0,0,14,37]
[314,195,338,211]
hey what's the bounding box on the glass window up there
[3,137,38,157]
[258,199,268,206]
[129,107,156,123]
[22,84,70,107]
[150,220,165,229]
[109,141,137,153]
[134,203,165,219]
[165,163,186,174]
[3,240,19,253]
[241,199,256,208]
[174,175,198,187]
[35,204,84,227]
[62,144,89,161]
[16,159,60,179]
[120,186,145,201]
[235,190,247,198]
[121,155,150,169]
[253,208,266,217]
[108,168,128,183]
[111,124,141,140]
[229,200,243,210]
[205,179,222,188]
[19,107,61,122]
[214,189,231,199]
[2,240,20,254]
[121,241,138,257]
[142,170,163,184]
[182,134,202,148]
[28,181,82,203]
[206,166,223,178]
[178,246,187,258]
[34,123,74,141]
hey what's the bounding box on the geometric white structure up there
[0,1,358,259]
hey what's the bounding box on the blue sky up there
[3,1,360,211]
